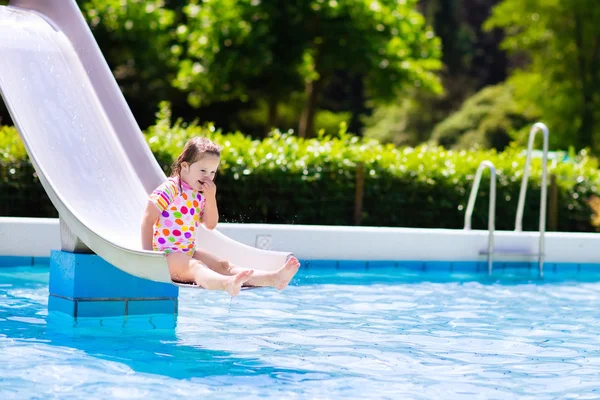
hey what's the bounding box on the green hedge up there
[2,106,600,232]
[0,126,57,218]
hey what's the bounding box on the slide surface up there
[0,1,291,284]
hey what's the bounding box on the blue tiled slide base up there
[48,250,178,318]
[47,308,178,330]
[48,295,177,318]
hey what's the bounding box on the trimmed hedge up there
[0,126,57,218]
[2,105,600,231]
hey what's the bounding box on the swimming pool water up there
[1,265,600,399]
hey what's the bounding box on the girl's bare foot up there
[273,257,300,290]
[225,270,254,297]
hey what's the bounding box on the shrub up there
[431,83,537,151]
[145,103,600,231]
[2,104,599,232]
[0,126,57,218]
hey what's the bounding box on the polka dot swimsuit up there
[149,177,205,256]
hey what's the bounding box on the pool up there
[2,264,600,399]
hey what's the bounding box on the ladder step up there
[479,250,541,257]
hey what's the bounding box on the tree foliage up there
[431,83,537,150]
[79,0,180,128]
[173,0,304,108]
[485,0,600,152]
[363,0,507,148]
[174,0,443,137]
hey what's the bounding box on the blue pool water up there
[2,265,600,399]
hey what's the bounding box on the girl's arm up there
[141,201,160,250]
[142,178,178,250]
[201,180,219,230]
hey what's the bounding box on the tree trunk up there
[579,93,595,150]
[266,99,278,135]
[588,34,600,151]
[298,78,322,138]
[573,10,596,150]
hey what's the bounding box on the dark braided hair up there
[170,137,221,192]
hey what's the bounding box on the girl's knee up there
[166,253,196,282]
[220,260,232,275]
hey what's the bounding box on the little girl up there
[141,137,300,297]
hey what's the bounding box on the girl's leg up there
[192,249,300,290]
[166,252,253,297]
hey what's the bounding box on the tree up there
[485,0,600,152]
[296,0,443,137]
[173,0,306,132]
[79,0,180,129]
[362,0,508,147]
[174,0,442,137]
[431,83,536,150]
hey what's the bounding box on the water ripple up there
[1,267,600,399]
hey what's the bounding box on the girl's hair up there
[170,137,221,191]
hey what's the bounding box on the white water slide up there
[0,0,291,284]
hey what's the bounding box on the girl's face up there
[181,154,220,191]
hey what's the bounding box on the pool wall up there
[2,217,600,271]
[3,216,600,323]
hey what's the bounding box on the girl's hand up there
[200,179,217,198]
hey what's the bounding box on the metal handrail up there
[514,122,549,277]
[464,160,497,275]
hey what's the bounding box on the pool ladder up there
[464,122,549,277]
